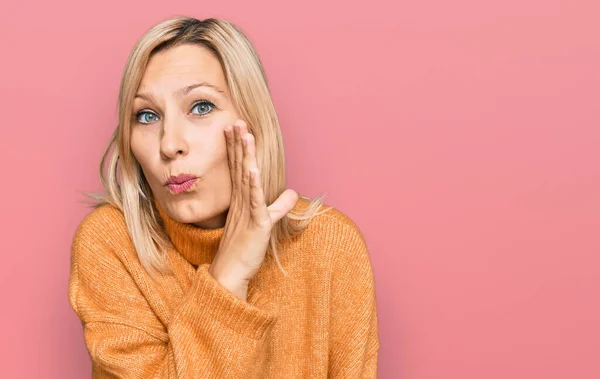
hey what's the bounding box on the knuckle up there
[250,198,258,208]
[253,218,272,232]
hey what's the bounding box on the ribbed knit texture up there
[68,197,379,378]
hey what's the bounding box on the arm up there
[67,214,277,378]
[328,222,380,378]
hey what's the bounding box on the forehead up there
[138,44,226,93]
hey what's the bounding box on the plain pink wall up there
[1,0,598,378]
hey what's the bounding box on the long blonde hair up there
[84,16,333,278]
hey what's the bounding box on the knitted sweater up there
[67,197,380,378]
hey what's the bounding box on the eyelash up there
[134,100,217,124]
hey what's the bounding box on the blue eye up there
[191,100,215,115]
[134,100,215,125]
[136,111,159,124]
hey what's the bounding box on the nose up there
[159,115,189,160]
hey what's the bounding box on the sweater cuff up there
[173,263,278,341]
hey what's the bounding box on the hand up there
[208,119,298,301]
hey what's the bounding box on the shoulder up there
[70,204,133,273]
[68,204,162,325]
[292,196,371,263]
[292,196,362,230]
[294,198,377,300]
[72,203,129,249]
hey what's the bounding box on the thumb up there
[267,189,299,225]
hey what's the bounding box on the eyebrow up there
[134,82,225,103]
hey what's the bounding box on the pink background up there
[1,0,598,378]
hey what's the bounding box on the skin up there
[131,44,239,229]
[131,44,298,300]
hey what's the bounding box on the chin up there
[158,189,228,227]
[166,197,204,224]
[169,196,227,228]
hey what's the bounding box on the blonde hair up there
[84,16,333,278]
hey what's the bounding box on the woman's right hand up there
[208,119,298,301]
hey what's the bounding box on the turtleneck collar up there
[154,198,225,267]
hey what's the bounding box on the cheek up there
[214,159,233,205]
[206,147,231,185]
[211,147,232,193]
[131,131,158,180]
[131,139,148,166]
[208,126,230,170]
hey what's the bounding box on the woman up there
[68,16,379,378]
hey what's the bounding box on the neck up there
[154,198,225,267]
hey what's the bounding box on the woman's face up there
[131,44,237,229]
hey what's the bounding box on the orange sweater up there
[68,197,379,378]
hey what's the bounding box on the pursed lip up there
[164,174,198,186]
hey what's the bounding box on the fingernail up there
[242,137,247,147]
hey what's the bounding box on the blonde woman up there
[68,16,379,378]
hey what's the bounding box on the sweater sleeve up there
[67,209,277,378]
[328,219,380,378]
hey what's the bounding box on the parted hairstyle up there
[85,16,333,278]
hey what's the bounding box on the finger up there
[241,132,253,213]
[267,189,299,225]
[235,120,250,208]
[224,125,238,201]
[232,121,245,208]
[249,165,270,227]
